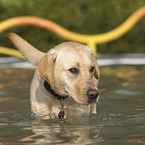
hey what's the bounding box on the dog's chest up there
[53,101,90,118]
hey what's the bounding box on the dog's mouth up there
[88,100,96,104]
[69,89,100,105]
[79,99,97,105]
[70,97,99,106]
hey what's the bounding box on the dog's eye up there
[90,66,95,73]
[69,67,78,74]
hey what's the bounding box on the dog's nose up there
[87,89,99,100]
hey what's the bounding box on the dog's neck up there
[44,81,68,119]
[44,81,68,101]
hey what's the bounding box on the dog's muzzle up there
[87,89,99,104]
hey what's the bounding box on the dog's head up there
[8,33,100,105]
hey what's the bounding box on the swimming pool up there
[0,65,145,144]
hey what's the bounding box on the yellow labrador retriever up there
[8,33,100,119]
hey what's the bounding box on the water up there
[0,66,145,144]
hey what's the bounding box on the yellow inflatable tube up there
[0,5,145,56]
[0,47,23,58]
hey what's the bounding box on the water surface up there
[0,66,145,144]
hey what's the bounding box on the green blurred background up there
[0,0,145,56]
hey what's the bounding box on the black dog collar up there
[44,81,68,100]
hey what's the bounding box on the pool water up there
[0,66,145,144]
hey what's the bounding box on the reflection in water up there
[20,119,103,144]
[0,66,145,144]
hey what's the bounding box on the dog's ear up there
[37,53,57,88]
[92,54,100,80]
[7,33,45,66]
